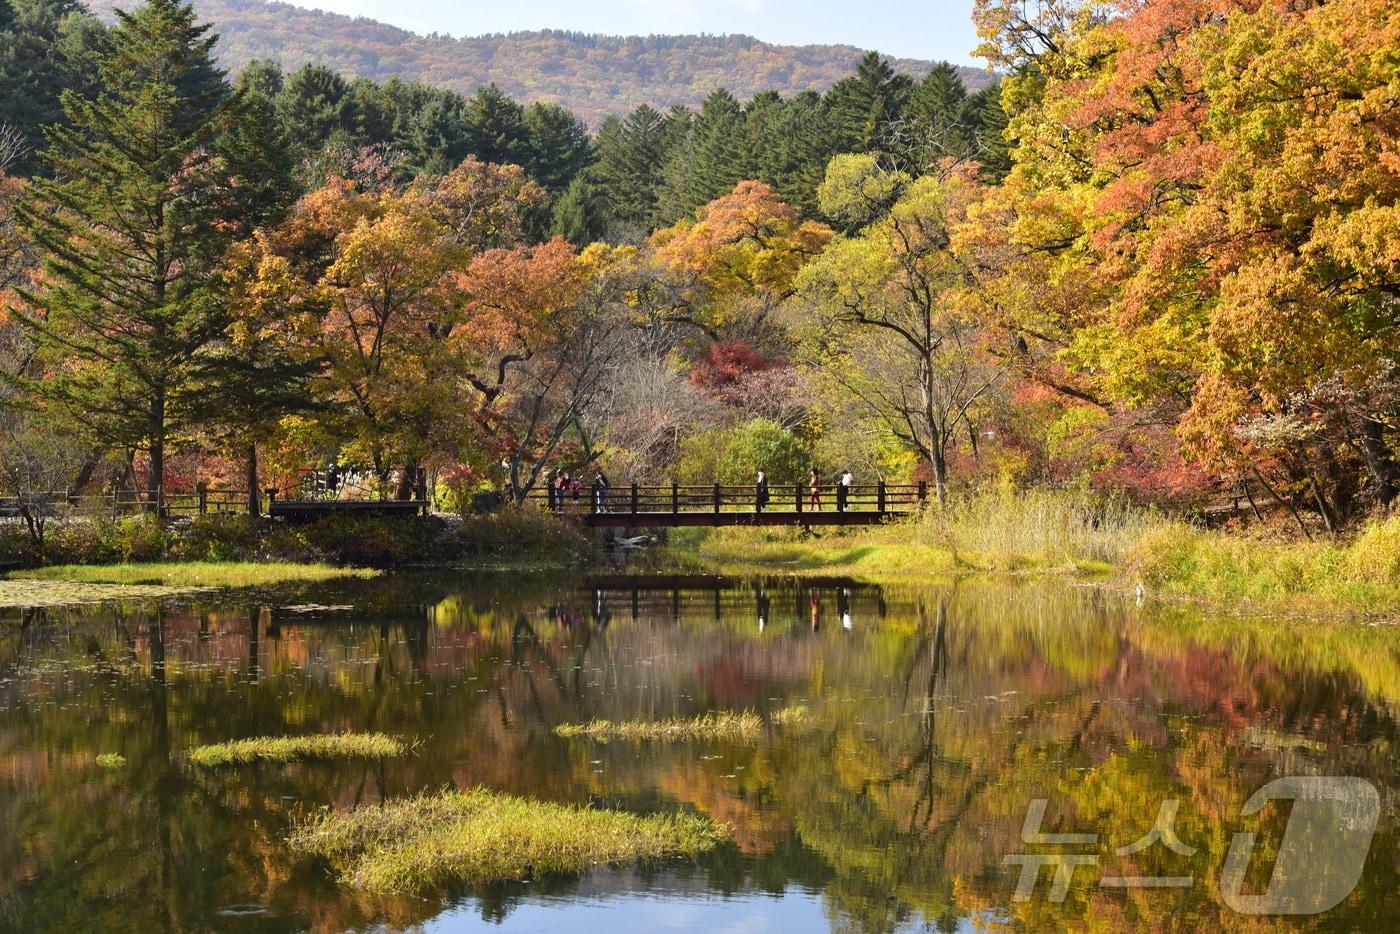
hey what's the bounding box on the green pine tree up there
[0,0,105,175]
[549,175,605,247]
[592,105,672,234]
[465,84,529,167]
[276,63,353,156]
[216,84,299,233]
[15,0,235,508]
[823,52,913,154]
[684,88,745,212]
[524,101,592,193]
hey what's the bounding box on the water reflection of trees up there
[0,576,1396,932]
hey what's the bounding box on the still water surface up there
[0,572,1395,932]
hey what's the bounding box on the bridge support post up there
[918,481,927,503]
[197,481,207,515]
[714,483,721,515]
[878,481,887,514]
[631,482,639,516]
[795,483,802,514]
[671,482,679,515]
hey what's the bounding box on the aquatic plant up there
[554,706,807,741]
[13,561,376,588]
[188,732,406,767]
[288,788,725,893]
[95,753,126,769]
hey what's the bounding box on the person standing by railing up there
[756,470,769,513]
[592,471,610,512]
[837,469,853,512]
[554,471,570,512]
[808,468,823,511]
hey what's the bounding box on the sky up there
[281,0,985,65]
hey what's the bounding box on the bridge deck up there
[531,482,926,528]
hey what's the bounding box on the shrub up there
[168,514,265,562]
[457,508,589,560]
[102,516,167,562]
[677,418,809,486]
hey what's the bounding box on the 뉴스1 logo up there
[1004,776,1379,915]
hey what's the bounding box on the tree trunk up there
[1359,417,1398,507]
[147,392,165,515]
[931,451,949,506]
[245,442,261,516]
[69,453,100,501]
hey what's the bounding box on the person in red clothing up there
[808,468,822,511]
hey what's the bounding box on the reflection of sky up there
[423,886,990,933]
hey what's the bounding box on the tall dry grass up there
[916,487,1170,571]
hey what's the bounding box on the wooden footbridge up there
[17,469,923,528]
[528,482,927,528]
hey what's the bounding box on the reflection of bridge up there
[579,574,889,631]
[529,482,926,528]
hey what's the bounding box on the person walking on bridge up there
[808,468,823,511]
[755,470,770,513]
[837,469,853,512]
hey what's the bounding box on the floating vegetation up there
[95,753,126,769]
[14,561,376,588]
[554,705,807,741]
[0,579,203,607]
[188,732,406,767]
[287,788,726,893]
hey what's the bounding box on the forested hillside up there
[83,0,993,123]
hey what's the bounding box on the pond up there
[0,572,1396,932]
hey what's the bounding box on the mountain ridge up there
[87,0,996,124]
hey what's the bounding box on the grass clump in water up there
[95,753,126,769]
[554,706,807,741]
[189,732,405,767]
[12,561,376,588]
[288,788,726,893]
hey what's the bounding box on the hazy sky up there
[281,0,985,65]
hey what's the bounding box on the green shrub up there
[102,516,167,562]
[168,514,265,562]
[678,418,810,486]
[458,508,589,560]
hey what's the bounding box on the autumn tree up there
[452,238,632,498]
[288,178,471,496]
[798,163,1005,503]
[652,180,833,341]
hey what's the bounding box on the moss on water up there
[288,788,726,893]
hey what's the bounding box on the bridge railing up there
[524,481,927,517]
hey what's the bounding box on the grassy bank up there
[288,788,725,893]
[189,732,406,767]
[555,706,807,741]
[1127,519,1400,614]
[0,509,589,571]
[14,561,375,588]
[679,489,1400,616]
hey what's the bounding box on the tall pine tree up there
[16,0,234,508]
